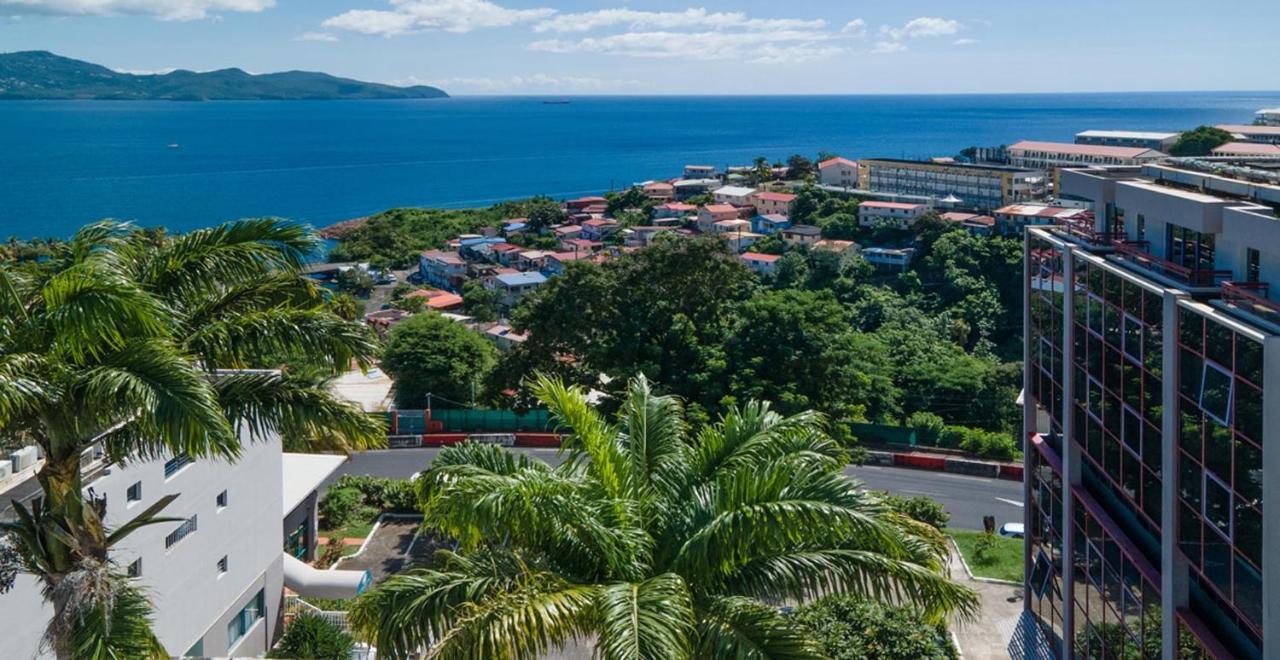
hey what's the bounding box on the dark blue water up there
[4,92,1279,239]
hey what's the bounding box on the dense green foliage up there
[495,213,1021,435]
[328,474,418,513]
[269,612,356,660]
[319,487,376,529]
[351,376,978,659]
[1074,605,1205,660]
[0,50,447,100]
[792,597,958,660]
[1169,125,1234,157]
[382,312,499,407]
[462,279,500,322]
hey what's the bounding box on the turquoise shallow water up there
[3,92,1279,238]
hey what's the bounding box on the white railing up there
[284,595,377,659]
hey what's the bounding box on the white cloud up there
[322,0,554,36]
[953,38,978,46]
[533,8,823,34]
[880,17,961,41]
[868,41,906,55]
[431,73,642,92]
[529,30,840,64]
[0,0,273,20]
[840,18,866,37]
[295,31,339,42]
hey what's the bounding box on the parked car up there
[998,522,1025,538]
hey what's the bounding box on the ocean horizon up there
[4,90,1280,239]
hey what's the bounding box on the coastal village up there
[326,110,1280,354]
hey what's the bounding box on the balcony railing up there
[1222,281,1280,321]
[1111,240,1232,287]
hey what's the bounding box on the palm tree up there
[0,219,384,658]
[350,375,978,659]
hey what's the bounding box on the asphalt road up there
[323,448,1024,532]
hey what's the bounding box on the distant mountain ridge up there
[0,51,448,100]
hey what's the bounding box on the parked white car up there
[998,522,1025,538]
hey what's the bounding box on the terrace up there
[1110,240,1232,288]
[1053,213,1121,247]
[1221,281,1280,326]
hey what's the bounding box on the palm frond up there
[529,374,631,504]
[694,596,824,660]
[596,573,694,660]
[214,371,385,452]
[617,375,690,502]
[426,577,598,660]
[138,218,316,301]
[41,266,171,363]
[184,307,378,372]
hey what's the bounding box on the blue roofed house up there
[752,214,791,234]
[488,271,548,310]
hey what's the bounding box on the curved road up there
[322,448,1023,532]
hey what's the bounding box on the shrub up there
[319,487,371,529]
[330,474,420,513]
[935,425,1018,461]
[907,411,946,441]
[884,494,950,530]
[314,537,347,570]
[974,531,1000,563]
[792,596,958,660]
[269,612,354,660]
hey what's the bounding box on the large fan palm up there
[0,219,384,658]
[351,375,978,659]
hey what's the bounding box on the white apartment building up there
[857,201,930,229]
[818,157,859,188]
[860,158,1046,212]
[712,185,757,207]
[1075,130,1181,152]
[0,432,361,658]
[1257,109,1280,127]
[1217,124,1280,145]
[1007,140,1167,169]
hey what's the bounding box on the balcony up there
[1110,240,1232,287]
[1055,214,1121,246]
[1222,281,1280,324]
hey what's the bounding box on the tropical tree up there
[0,219,384,658]
[350,375,978,659]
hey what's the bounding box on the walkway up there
[949,546,1024,659]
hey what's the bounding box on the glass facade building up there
[1023,160,1280,659]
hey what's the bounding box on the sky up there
[2,0,1279,95]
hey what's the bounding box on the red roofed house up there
[654,202,697,220]
[818,157,860,188]
[939,212,996,236]
[698,204,740,233]
[858,201,930,229]
[752,191,797,217]
[580,218,619,241]
[1007,140,1166,169]
[404,288,464,311]
[560,238,604,254]
[566,196,607,212]
[740,252,780,276]
[643,181,675,201]
[490,242,523,266]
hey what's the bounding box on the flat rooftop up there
[861,157,1041,173]
[1076,130,1179,140]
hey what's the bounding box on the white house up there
[712,186,757,207]
[818,157,860,188]
[739,252,780,276]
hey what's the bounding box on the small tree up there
[269,612,354,660]
[381,312,499,407]
[462,279,500,322]
[1169,125,1234,157]
[336,267,374,296]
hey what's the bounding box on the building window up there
[217,555,228,576]
[1199,360,1235,426]
[165,515,198,549]
[1136,214,1145,241]
[127,558,142,578]
[1122,313,1143,363]
[163,454,193,479]
[126,481,143,503]
[227,589,265,648]
[216,490,228,509]
[1203,471,1234,541]
[1246,248,1261,283]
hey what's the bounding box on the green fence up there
[848,422,917,447]
[390,408,554,434]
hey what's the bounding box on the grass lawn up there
[951,530,1024,583]
[321,517,379,542]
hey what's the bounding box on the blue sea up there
[3,92,1280,239]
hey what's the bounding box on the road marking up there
[995,497,1024,508]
